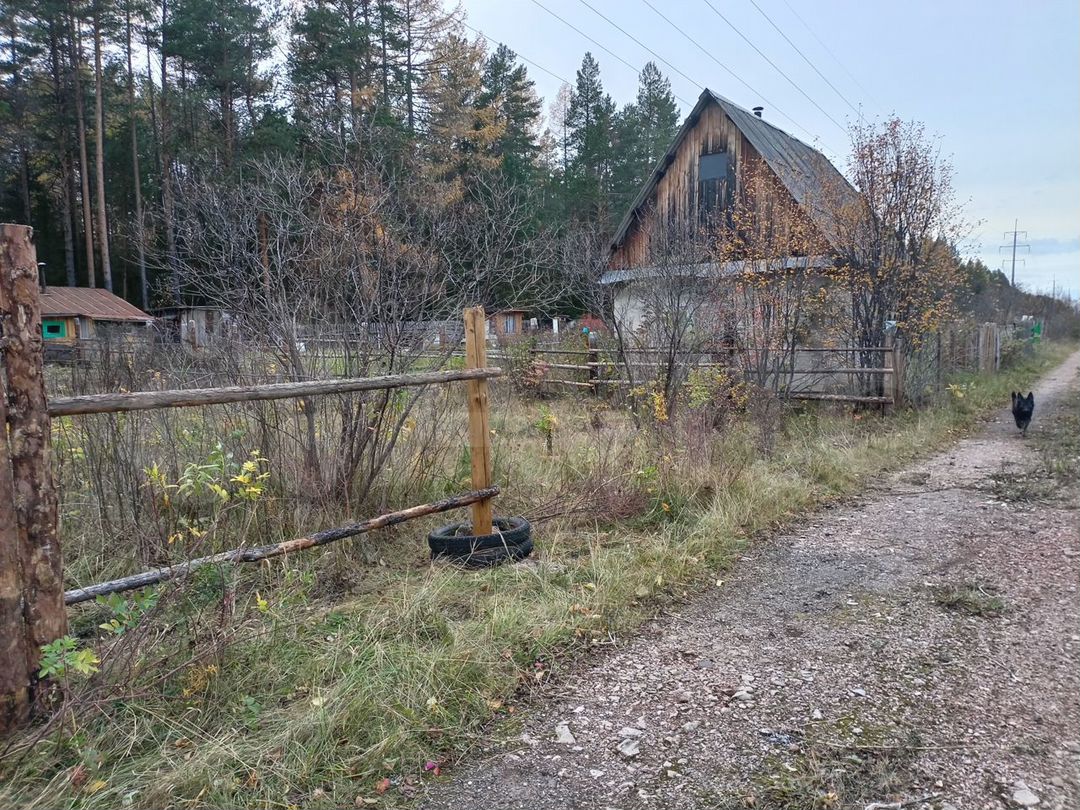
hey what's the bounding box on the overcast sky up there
[460,0,1079,299]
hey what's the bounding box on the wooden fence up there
[503,339,901,406]
[0,223,503,732]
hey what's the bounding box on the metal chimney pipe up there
[752,106,764,118]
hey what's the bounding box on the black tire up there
[428,516,531,555]
[450,538,534,569]
[428,517,532,567]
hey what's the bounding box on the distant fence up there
[496,339,900,406]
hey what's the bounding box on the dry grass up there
[0,340,1074,810]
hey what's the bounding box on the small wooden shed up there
[157,305,235,348]
[487,308,527,339]
[39,286,154,345]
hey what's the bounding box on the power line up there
[743,0,864,120]
[635,0,814,144]
[461,21,574,87]
[527,0,696,107]
[698,0,847,135]
[572,0,704,96]
[777,0,883,113]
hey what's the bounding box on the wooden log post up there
[0,365,32,731]
[586,330,599,395]
[463,307,494,535]
[0,224,66,729]
[891,335,906,407]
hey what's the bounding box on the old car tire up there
[428,517,532,566]
[450,538,534,569]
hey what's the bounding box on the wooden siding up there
[610,102,810,268]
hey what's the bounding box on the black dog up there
[1010,391,1035,437]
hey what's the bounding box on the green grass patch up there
[932,581,1007,617]
[750,719,924,810]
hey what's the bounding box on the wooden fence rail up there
[47,366,503,417]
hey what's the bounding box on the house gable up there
[609,90,856,269]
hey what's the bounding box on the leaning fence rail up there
[63,487,499,605]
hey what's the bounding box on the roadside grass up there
[0,341,1074,810]
[750,719,924,810]
[1037,380,1080,492]
[932,581,1007,617]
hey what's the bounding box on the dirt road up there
[421,352,1080,810]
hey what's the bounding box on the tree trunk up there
[47,20,79,285]
[159,0,179,303]
[0,224,67,727]
[144,33,162,180]
[68,10,97,286]
[126,5,149,310]
[92,1,113,291]
[59,156,78,286]
[404,0,413,134]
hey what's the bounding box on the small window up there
[699,151,735,227]
[42,319,67,339]
[504,315,516,334]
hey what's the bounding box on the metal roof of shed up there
[39,287,154,322]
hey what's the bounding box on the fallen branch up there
[64,487,500,605]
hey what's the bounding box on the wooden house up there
[601,89,857,333]
[39,287,154,356]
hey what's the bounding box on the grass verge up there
[0,341,1074,810]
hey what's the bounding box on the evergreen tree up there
[289,0,374,138]
[478,43,541,185]
[611,61,678,214]
[163,0,276,164]
[565,52,615,225]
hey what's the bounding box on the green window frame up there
[42,319,67,339]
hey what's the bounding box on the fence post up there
[462,307,494,535]
[586,330,598,395]
[886,333,905,409]
[0,223,66,730]
[0,357,31,732]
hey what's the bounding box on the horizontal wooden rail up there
[542,379,595,389]
[64,487,500,604]
[786,392,893,404]
[787,367,892,374]
[794,347,891,353]
[48,367,504,417]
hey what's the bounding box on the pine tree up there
[611,61,678,214]
[164,0,275,165]
[478,43,541,185]
[289,0,373,138]
[565,52,615,225]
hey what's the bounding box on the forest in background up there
[0,0,1072,329]
[0,0,683,310]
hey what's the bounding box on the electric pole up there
[1000,219,1030,287]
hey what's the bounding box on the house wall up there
[612,284,650,334]
[610,102,813,269]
